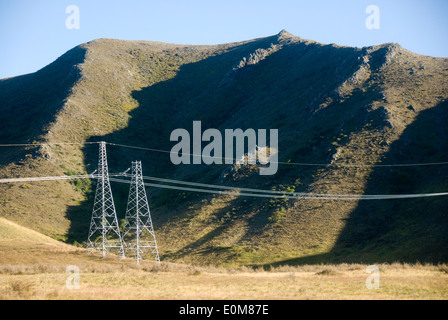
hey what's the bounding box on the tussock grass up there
[315,269,340,276]
[0,234,446,300]
[0,262,446,300]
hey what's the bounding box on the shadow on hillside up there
[64,37,389,260]
[161,196,245,261]
[64,39,279,244]
[63,38,438,267]
[0,46,87,166]
[270,100,448,266]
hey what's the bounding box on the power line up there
[0,172,447,200]
[2,173,447,200]
[109,177,347,200]
[110,177,448,201]
[107,142,448,168]
[132,174,349,198]
[0,142,98,147]
[135,174,432,198]
[107,142,170,154]
[1,141,447,168]
[0,174,93,184]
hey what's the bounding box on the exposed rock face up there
[219,43,280,87]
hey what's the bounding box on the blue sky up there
[0,0,447,79]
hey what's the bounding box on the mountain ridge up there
[0,31,447,265]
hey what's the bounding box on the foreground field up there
[0,218,447,300]
[1,255,447,299]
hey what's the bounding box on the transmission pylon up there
[122,161,160,264]
[87,141,125,259]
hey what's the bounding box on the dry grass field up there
[1,240,447,300]
[1,218,447,300]
[1,260,447,300]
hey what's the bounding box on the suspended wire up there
[107,142,171,154]
[136,174,434,198]
[109,177,352,200]
[1,141,447,168]
[107,142,448,168]
[1,173,447,200]
[0,174,93,184]
[130,174,351,198]
[109,177,448,201]
[139,176,448,200]
[109,177,333,200]
[0,142,98,147]
[0,141,447,199]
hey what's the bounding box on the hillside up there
[0,217,62,244]
[0,217,81,268]
[0,30,447,266]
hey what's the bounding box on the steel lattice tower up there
[87,141,125,258]
[122,161,160,264]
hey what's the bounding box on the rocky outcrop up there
[219,43,280,87]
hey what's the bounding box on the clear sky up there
[0,0,447,79]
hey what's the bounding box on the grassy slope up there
[0,31,447,266]
[0,217,62,244]
[0,46,89,238]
